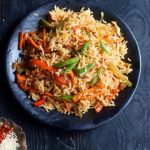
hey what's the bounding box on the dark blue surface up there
[0,0,148,149]
[5,1,141,130]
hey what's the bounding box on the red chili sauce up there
[0,123,13,143]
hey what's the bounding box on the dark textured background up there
[0,0,148,150]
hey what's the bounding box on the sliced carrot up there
[73,93,83,102]
[27,36,40,49]
[111,88,120,95]
[119,83,126,90]
[106,88,120,101]
[73,84,104,102]
[16,73,27,83]
[29,59,56,73]
[34,97,46,107]
[103,35,111,44]
[73,84,103,102]
[43,28,46,48]
[95,103,103,113]
[68,71,77,84]
[18,32,24,50]
[64,101,71,112]
[106,95,113,101]
[81,91,104,100]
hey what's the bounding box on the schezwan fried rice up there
[13,6,132,117]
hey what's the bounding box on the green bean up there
[90,67,102,87]
[64,62,78,74]
[100,41,109,53]
[76,62,94,77]
[56,95,74,101]
[39,19,56,29]
[54,57,79,68]
[81,42,90,55]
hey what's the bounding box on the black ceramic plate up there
[6,1,141,130]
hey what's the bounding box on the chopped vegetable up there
[90,67,102,87]
[76,62,94,77]
[81,42,90,55]
[56,95,73,101]
[64,101,71,112]
[73,84,104,102]
[68,71,77,84]
[40,19,56,29]
[28,31,35,36]
[43,28,46,48]
[16,73,29,91]
[27,37,40,49]
[29,59,56,73]
[64,61,78,74]
[16,73,27,83]
[54,57,79,68]
[16,73,30,91]
[18,32,23,50]
[101,41,109,53]
[53,73,67,86]
[73,91,105,102]
[107,63,132,87]
[91,75,99,87]
[34,97,46,107]
[43,92,53,97]
[17,68,25,74]
[18,83,30,91]
[95,103,104,113]
[80,91,104,100]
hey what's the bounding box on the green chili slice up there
[107,63,132,87]
[40,19,56,29]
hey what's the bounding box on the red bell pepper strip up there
[53,73,67,86]
[34,97,46,107]
[29,59,56,73]
[43,92,53,97]
[18,83,30,91]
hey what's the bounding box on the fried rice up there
[13,6,132,117]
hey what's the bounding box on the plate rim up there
[5,2,141,131]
